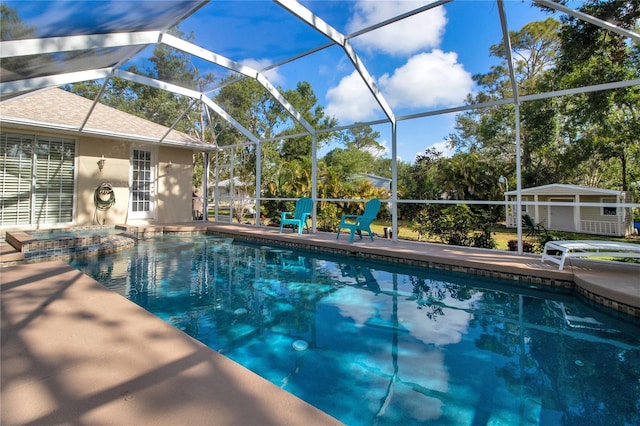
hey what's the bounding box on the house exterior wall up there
[78,138,193,225]
[1,126,195,228]
[156,147,194,223]
[77,137,131,225]
[508,192,633,237]
[539,205,549,226]
[577,195,617,222]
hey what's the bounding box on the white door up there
[129,148,156,220]
[549,205,574,231]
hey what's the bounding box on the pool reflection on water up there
[69,235,640,426]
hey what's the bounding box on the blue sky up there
[179,1,554,163]
[8,0,556,164]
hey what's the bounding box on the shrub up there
[507,240,534,252]
[522,214,556,253]
[429,204,475,246]
[262,199,294,225]
[317,203,339,232]
[419,204,497,248]
[409,209,431,241]
[471,226,496,249]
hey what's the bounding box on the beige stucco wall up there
[77,137,130,225]
[78,138,194,225]
[1,126,195,227]
[156,147,194,223]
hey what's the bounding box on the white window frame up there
[128,145,157,220]
[601,196,617,216]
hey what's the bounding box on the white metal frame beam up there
[112,69,201,98]
[113,69,258,143]
[160,33,316,135]
[497,0,524,255]
[0,69,113,95]
[0,31,161,58]
[162,97,199,142]
[200,96,259,143]
[397,78,640,122]
[274,0,396,124]
[80,77,113,131]
[535,0,640,44]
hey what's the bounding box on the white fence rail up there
[580,220,618,235]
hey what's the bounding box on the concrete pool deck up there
[2,223,639,425]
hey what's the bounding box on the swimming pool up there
[69,235,640,425]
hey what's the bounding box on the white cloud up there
[347,1,447,56]
[326,285,476,348]
[377,138,391,158]
[425,139,455,158]
[379,50,473,109]
[325,51,473,123]
[240,58,284,86]
[325,72,379,122]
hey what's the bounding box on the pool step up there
[0,241,24,265]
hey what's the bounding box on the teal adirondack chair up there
[337,198,381,242]
[279,197,313,235]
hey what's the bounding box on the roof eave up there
[505,183,621,196]
[0,117,218,152]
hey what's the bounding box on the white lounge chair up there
[541,240,640,270]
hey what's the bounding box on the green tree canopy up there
[0,4,34,40]
[553,0,640,193]
[446,17,562,188]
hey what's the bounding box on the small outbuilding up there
[505,184,634,237]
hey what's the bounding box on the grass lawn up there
[366,220,516,248]
[368,220,639,251]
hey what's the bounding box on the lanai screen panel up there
[1,1,205,98]
[2,1,637,165]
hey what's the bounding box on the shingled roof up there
[0,88,217,151]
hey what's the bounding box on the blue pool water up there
[69,235,640,425]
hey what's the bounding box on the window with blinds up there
[0,132,76,226]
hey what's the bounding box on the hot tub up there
[5,226,135,262]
